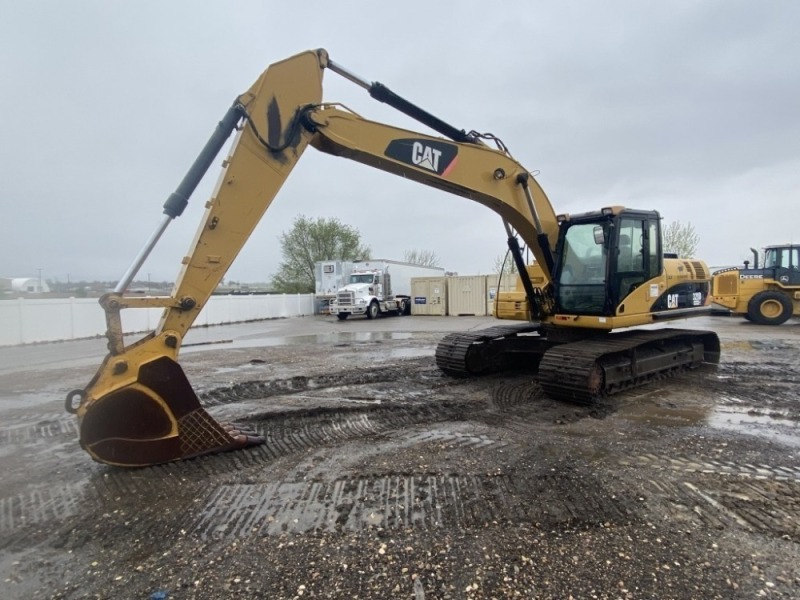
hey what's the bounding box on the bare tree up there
[271,216,371,293]
[493,252,518,275]
[403,249,441,268]
[662,220,699,258]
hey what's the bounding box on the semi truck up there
[328,259,445,320]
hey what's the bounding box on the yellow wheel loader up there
[66,49,720,467]
[712,244,800,325]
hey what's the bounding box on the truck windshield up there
[349,274,375,284]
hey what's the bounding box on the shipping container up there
[410,277,448,315]
[447,275,488,316]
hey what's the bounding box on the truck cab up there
[330,269,400,320]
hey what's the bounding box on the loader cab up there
[553,208,662,316]
[763,245,800,286]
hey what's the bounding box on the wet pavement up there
[0,314,799,598]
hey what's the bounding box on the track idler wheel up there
[77,356,264,467]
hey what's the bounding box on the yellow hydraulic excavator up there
[66,49,720,467]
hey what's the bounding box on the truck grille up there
[337,291,354,305]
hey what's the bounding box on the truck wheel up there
[746,291,792,325]
[366,301,379,320]
[396,299,407,316]
[337,313,349,321]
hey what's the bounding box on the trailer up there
[314,260,355,314]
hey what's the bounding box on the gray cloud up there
[1,1,797,285]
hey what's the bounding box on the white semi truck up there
[328,259,445,320]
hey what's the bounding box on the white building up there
[11,277,50,294]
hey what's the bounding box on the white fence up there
[0,294,315,346]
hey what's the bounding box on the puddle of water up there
[618,400,800,447]
[708,407,800,448]
[749,340,795,351]
[212,364,267,374]
[618,403,709,427]
[388,347,434,359]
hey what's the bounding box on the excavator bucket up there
[77,357,263,467]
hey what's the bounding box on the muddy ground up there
[0,315,798,599]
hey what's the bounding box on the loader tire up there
[746,291,792,325]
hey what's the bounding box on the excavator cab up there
[553,208,662,316]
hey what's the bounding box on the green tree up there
[271,216,371,293]
[403,249,441,268]
[662,220,699,258]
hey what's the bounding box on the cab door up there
[610,216,660,308]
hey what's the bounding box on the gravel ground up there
[0,315,798,599]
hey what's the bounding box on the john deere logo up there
[384,139,458,176]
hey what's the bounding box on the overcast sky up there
[1,1,798,285]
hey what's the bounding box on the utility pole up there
[37,268,42,292]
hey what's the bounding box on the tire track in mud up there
[184,471,635,540]
[0,405,464,542]
[0,361,440,449]
[646,477,800,539]
[0,483,87,535]
[198,361,442,407]
[0,361,446,454]
[0,365,567,452]
[715,360,800,414]
[489,380,544,410]
[621,454,800,481]
[400,430,505,450]
[622,454,800,538]
[0,413,78,445]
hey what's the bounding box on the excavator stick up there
[76,357,262,467]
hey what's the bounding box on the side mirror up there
[593,226,605,245]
